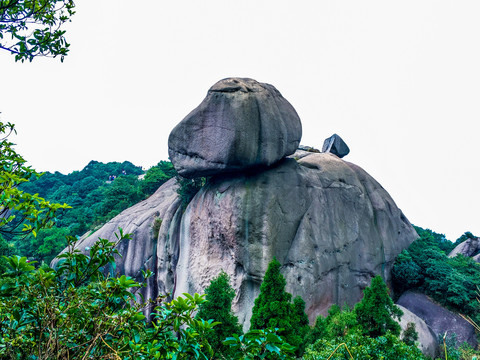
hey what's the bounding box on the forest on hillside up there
[2,159,176,265]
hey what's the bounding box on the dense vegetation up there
[12,159,176,264]
[0,231,220,359]
[301,276,427,360]
[0,121,70,273]
[393,226,480,326]
[1,242,427,359]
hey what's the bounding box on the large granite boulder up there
[449,236,480,258]
[396,304,438,358]
[397,291,478,349]
[168,78,302,178]
[62,152,417,329]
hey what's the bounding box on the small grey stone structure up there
[322,133,350,158]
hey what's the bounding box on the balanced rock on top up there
[322,133,350,158]
[168,77,302,178]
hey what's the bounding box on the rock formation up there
[397,291,478,349]
[62,152,417,327]
[57,78,418,329]
[168,78,302,178]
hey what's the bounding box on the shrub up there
[394,226,480,325]
[0,230,216,359]
[303,331,427,360]
[176,176,207,208]
[224,328,295,359]
[152,217,162,239]
[402,322,418,346]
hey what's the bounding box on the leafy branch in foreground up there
[224,328,295,360]
[0,229,217,359]
[0,121,71,240]
[0,0,75,62]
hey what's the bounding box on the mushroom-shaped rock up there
[322,133,350,158]
[168,78,302,178]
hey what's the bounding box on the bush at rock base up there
[355,275,403,337]
[0,230,216,359]
[250,257,310,356]
[393,225,480,326]
[0,230,297,359]
[303,331,427,360]
[196,271,243,358]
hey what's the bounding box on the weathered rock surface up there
[449,236,480,258]
[396,304,438,358]
[168,78,302,178]
[397,291,478,348]
[62,152,417,329]
[322,134,350,158]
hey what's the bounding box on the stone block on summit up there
[168,77,302,178]
[322,133,350,158]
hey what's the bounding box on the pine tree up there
[196,271,242,357]
[250,257,292,331]
[354,275,403,337]
[290,296,311,355]
[250,257,309,356]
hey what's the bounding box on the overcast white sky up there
[1,1,479,241]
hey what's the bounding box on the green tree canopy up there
[140,161,176,196]
[0,121,70,240]
[303,331,427,360]
[354,275,403,338]
[250,257,309,356]
[250,257,292,331]
[0,0,75,61]
[196,271,242,357]
[0,234,13,273]
[13,158,176,263]
[393,225,480,324]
